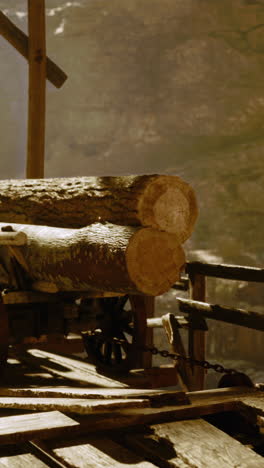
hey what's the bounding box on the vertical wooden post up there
[188,273,207,390]
[129,295,154,370]
[27,0,46,178]
[0,294,9,369]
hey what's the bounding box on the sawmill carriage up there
[0,2,264,466]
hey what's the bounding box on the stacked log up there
[0,175,198,295]
[0,175,197,243]
[0,222,185,296]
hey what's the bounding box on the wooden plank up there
[0,446,49,467]
[0,387,188,406]
[0,397,149,414]
[71,387,258,433]
[38,438,156,468]
[19,349,129,387]
[0,411,79,445]
[125,418,264,467]
[0,10,67,88]
[27,0,46,178]
[188,273,207,391]
[236,393,264,425]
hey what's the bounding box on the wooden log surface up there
[0,10,67,88]
[0,175,198,242]
[178,297,264,331]
[0,222,185,295]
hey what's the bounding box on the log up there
[0,175,198,242]
[0,10,67,88]
[0,222,185,296]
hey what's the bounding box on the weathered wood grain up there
[0,396,149,414]
[41,437,156,468]
[236,393,264,425]
[125,418,264,467]
[0,449,49,468]
[0,411,78,445]
[70,387,259,433]
[0,387,188,406]
[17,349,129,388]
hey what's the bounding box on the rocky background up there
[0,0,263,380]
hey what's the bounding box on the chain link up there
[103,337,241,375]
[140,344,239,374]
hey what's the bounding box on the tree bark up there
[0,175,198,243]
[0,222,185,296]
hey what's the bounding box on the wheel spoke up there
[104,341,112,365]
[113,342,122,363]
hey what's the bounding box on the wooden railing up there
[177,261,264,390]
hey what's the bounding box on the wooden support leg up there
[0,293,9,369]
[129,296,154,369]
[188,273,208,391]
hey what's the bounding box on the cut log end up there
[138,175,198,242]
[126,228,186,296]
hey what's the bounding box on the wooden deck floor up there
[0,349,262,467]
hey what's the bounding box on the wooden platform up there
[0,349,262,467]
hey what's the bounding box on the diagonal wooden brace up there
[0,10,67,88]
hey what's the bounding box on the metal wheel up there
[81,296,136,373]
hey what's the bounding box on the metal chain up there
[111,338,239,375]
[139,344,239,375]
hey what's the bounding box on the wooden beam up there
[0,10,67,88]
[27,0,46,179]
[187,261,264,283]
[178,297,264,331]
